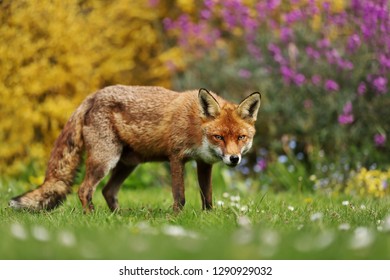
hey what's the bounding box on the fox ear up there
[237,92,261,122]
[198,88,220,119]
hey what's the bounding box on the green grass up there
[1,163,390,260]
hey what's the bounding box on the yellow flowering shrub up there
[346,168,390,198]
[0,0,185,175]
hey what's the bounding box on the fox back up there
[9,86,261,212]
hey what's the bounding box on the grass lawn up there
[1,163,390,260]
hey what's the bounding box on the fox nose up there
[230,155,240,165]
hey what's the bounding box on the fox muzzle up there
[223,154,241,167]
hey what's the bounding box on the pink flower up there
[148,0,159,7]
[317,38,330,49]
[238,69,252,79]
[200,9,212,20]
[306,47,320,60]
[267,0,281,10]
[338,101,354,125]
[342,101,353,115]
[338,59,354,70]
[280,66,294,84]
[338,114,354,125]
[325,80,340,91]
[373,77,388,94]
[255,158,267,172]
[311,75,321,86]
[379,54,390,69]
[347,34,361,53]
[280,27,293,42]
[357,82,367,96]
[374,134,386,147]
[293,73,306,86]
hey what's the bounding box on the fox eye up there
[238,135,246,141]
[213,135,224,141]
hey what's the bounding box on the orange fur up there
[9,86,261,212]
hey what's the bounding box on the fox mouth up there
[226,162,238,167]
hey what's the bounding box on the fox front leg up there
[170,158,186,212]
[197,160,213,210]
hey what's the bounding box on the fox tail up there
[9,95,95,211]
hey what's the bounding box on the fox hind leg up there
[102,162,137,212]
[78,158,119,213]
[78,126,122,213]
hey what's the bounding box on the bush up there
[0,0,184,175]
[164,0,390,178]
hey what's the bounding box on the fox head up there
[198,88,261,167]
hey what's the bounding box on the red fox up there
[9,86,261,213]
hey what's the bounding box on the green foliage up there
[267,161,312,193]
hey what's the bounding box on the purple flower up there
[284,9,304,24]
[203,28,221,45]
[204,0,215,9]
[338,114,354,125]
[268,43,281,55]
[322,1,331,12]
[325,49,340,64]
[331,12,348,26]
[311,75,321,86]
[317,38,330,49]
[338,101,354,125]
[221,0,250,30]
[238,69,252,79]
[280,66,294,84]
[267,0,281,10]
[293,73,306,86]
[357,82,367,96]
[382,180,388,190]
[379,54,390,69]
[163,18,173,30]
[337,59,354,70]
[342,101,353,115]
[148,0,159,7]
[362,25,373,39]
[374,134,386,147]
[347,34,361,53]
[373,76,388,94]
[280,27,293,42]
[243,17,259,32]
[200,9,212,20]
[306,47,320,59]
[254,158,267,172]
[255,2,267,20]
[268,43,285,64]
[325,80,340,91]
[247,43,262,62]
[178,14,191,30]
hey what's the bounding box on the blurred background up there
[1,0,389,197]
